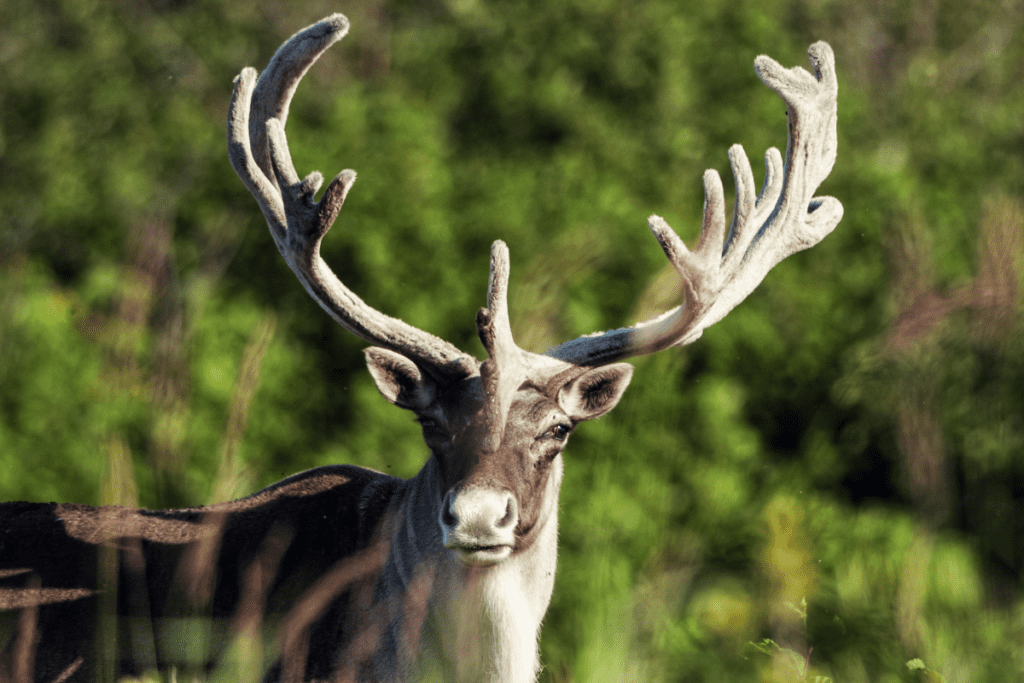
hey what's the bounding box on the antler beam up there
[546,42,843,365]
[227,15,477,383]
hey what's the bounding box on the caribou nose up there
[441,487,518,567]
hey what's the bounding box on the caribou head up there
[0,12,842,683]
[226,12,841,581]
[363,259,634,570]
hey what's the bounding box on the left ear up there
[558,363,634,421]
[364,347,437,411]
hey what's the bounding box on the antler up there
[227,15,478,383]
[229,16,841,378]
[546,42,843,366]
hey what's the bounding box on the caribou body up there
[0,13,843,683]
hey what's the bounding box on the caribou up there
[0,13,843,683]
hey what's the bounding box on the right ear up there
[558,363,634,422]
[364,347,436,411]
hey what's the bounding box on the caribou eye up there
[543,423,572,441]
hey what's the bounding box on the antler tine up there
[228,15,477,382]
[546,41,844,366]
[476,241,522,363]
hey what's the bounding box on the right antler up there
[546,42,843,366]
[227,15,478,383]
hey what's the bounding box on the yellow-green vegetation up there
[2,0,1023,680]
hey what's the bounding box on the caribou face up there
[365,345,634,569]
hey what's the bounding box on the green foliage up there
[2,0,1023,680]
[906,658,946,683]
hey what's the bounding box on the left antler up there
[546,42,843,366]
[227,15,478,384]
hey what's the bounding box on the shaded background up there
[1,0,1023,680]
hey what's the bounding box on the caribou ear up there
[558,363,634,422]
[365,347,436,411]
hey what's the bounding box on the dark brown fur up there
[0,465,398,681]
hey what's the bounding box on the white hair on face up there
[413,459,561,683]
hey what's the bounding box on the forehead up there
[434,377,561,425]
[508,386,560,424]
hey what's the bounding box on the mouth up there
[451,544,513,567]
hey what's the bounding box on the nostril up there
[496,495,518,529]
[440,494,458,528]
[441,505,457,528]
